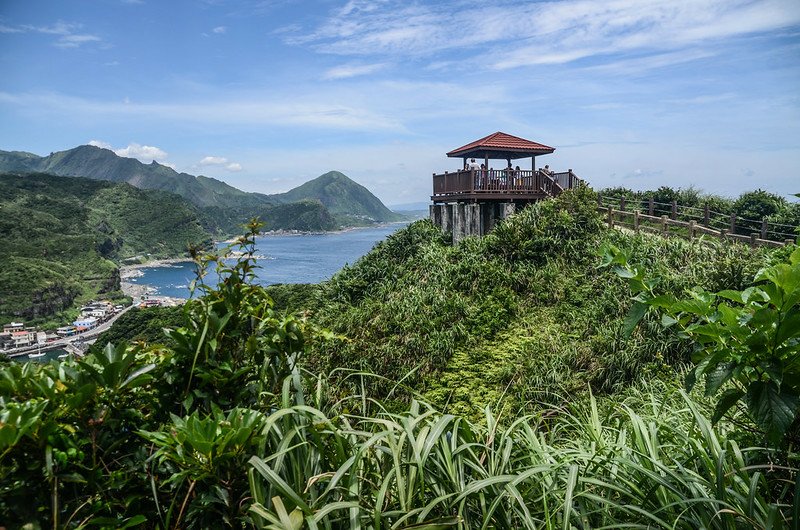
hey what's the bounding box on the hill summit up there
[270,171,402,225]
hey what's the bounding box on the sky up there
[1,0,799,206]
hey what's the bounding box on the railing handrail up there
[432,168,582,198]
[599,204,798,247]
[596,194,799,241]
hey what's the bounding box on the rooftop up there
[446,132,555,160]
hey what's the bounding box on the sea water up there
[129,223,409,299]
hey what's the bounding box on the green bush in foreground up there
[602,243,800,444]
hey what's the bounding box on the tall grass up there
[246,378,795,529]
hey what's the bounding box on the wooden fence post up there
[760,219,768,240]
[620,197,627,211]
[597,194,603,207]
[634,210,640,232]
[719,228,727,242]
[689,220,695,240]
[607,206,613,228]
[730,213,736,234]
[785,239,795,246]
[703,204,710,226]
[671,200,677,220]
[661,215,668,235]
[750,233,758,247]
[648,198,654,216]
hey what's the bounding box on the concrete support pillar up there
[453,203,467,243]
[481,203,497,235]
[442,204,453,235]
[501,202,516,220]
[435,202,520,243]
[467,204,481,236]
[429,204,440,228]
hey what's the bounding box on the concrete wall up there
[430,202,517,242]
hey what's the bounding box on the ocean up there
[128,223,410,299]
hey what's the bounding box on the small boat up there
[28,351,46,358]
[58,353,69,359]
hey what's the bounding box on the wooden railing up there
[597,195,799,246]
[432,169,583,199]
[599,206,797,248]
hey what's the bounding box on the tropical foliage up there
[1,191,797,528]
[601,242,800,443]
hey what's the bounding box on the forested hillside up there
[0,173,211,322]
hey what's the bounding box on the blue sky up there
[1,0,798,205]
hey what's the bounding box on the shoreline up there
[118,221,411,297]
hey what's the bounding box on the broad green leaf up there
[746,381,800,441]
[704,361,736,396]
[622,302,649,338]
[712,388,745,424]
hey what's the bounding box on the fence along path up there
[597,195,798,248]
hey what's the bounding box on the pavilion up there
[429,132,584,240]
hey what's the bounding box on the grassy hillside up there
[0,173,211,323]
[295,187,775,417]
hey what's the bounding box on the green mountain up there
[0,147,401,232]
[0,173,212,322]
[270,171,403,225]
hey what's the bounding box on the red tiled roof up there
[447,132,555,157]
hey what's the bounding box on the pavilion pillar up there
[484,154,489,171]
[532,156,536,171]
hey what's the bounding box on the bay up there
[129,223,409,299]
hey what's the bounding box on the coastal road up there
[5,304,137,358]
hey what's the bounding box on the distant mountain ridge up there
[0,146,402,232]
[0,145,262,209]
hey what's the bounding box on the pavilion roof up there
[446,132,555,160]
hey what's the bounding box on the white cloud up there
[212,26,227,34]
[55,34,101,48]
[200,155,228,165]
[323,62,386,80]
[291,0,800,71]
[198,155,243,172]
[88,139,112,149]
[0,90,406,132]
[4,20,102,48]
[114,143,169,162]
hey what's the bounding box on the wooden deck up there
[431,169,582,203]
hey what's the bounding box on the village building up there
[73,317,98,332]
[3,322,25,333]
[10,330,35,348]
[56,326,77,337]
